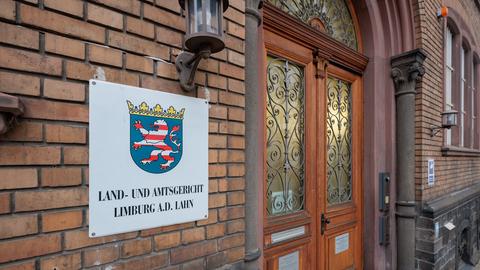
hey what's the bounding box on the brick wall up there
[0,0,247,269]
[413,0,480,202]
[414,0,480,268]
[416,194,480,269]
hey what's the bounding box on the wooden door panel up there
[325,212,357,231]
[262,28,317,270]
[320,65,363,270]
[264,223,311,248]
[266,244,308,270]
[326,227,356,270]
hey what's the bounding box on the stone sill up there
[441,146,480,157]
[422,183,480,218]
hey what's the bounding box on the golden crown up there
[127,100,185,119]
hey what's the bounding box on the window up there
[266,0,359,50]
[471,61,476,148]
[445,27,454,145]
[474,60,479,149]
[460,46,466,147]
[326,77,353,205]
[265,56,305,216]
[443,21,480,152]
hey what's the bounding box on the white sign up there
[335,233,349,254]
[279,251,299,270]
[444,221,456,231]
[89,80,208,237]
[427,159,435,186]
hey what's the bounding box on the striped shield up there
[127,101,184,174]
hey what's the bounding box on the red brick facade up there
[413,0,480,269]
[0,0,246,269]
[414,0,480,202]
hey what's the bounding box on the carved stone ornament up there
[391,49,426,95]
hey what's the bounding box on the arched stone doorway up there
[353,1,417,269]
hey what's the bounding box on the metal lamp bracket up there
[175,49,211,92]
[0,92,24,134]
[430,125,447,137]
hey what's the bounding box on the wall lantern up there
[176,0,229,92]
[430,110,458,137]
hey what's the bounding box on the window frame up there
[444,26,454,146]
[471,59,476,149]
[474,56,480,150]
[442,17,480,156]
[460,46,466,147]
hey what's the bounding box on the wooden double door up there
[262,26,364,270]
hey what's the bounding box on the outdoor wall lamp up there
[176,0,229,92]
[430,110,458,137]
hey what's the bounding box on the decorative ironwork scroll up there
[266,0,358,50]
[266,56,305,216]
[326,77,352,205]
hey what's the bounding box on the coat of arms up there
[127,100,185,174]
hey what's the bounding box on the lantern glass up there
[205,0,220,34]
[184,0,225,53]
[188,0,203,34]
[441,110,457,128]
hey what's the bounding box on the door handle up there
[321,213,330,235]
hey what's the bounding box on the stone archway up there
[353,1,417,269]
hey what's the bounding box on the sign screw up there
[92,81,96,85]
[91,232,96,236]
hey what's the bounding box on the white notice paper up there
[335,233,349,254]
[427,159,435,186]
[89,80,209,237]
[444,222,455,231]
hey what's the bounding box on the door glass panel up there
[326,77,352,205]
[266,55,305,216]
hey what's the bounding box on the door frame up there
[260,2,369,269]
[262,27,318,270]
[318,65,364,270]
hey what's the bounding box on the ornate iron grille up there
[266,56,305,216]
[266,0,358,50]
[326,77,352,205]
